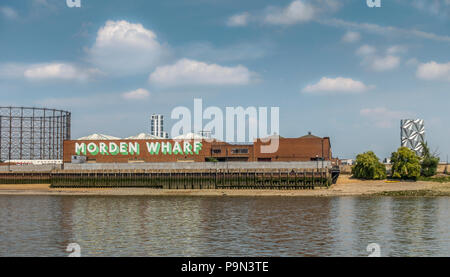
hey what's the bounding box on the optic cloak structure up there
[400,119,425,156]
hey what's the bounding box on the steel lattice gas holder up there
[0,107,71,161]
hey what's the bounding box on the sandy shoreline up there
[1,176,449,197]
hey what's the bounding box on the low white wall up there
[0,161,332,172]
[63,161,332,171]
[0,164,61,172]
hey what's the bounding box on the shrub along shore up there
[352,143,447,182]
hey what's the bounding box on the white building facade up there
[150,114,169,139]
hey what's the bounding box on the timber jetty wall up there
[0,162,338,189]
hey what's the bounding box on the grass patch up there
[418,176,450,183]
[349,176,450,183]
[374,190,450,197]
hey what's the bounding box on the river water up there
[0,195,449,257]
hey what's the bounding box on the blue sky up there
[0,0,449,160]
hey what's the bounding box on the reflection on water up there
[0,196,449,257]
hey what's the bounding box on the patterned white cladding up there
[401,119,425,155]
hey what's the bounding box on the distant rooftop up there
[126,133,164,140]
[299,132,320,139]
[77,134,121,140]
[173,132,207,140]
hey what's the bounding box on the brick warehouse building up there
[63,133,333,163]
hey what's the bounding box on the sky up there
[0,0,449,160]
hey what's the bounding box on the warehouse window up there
[258,158,271,162]
[212,149,221,154]
[311,157,325,161]
[231,148,249,154]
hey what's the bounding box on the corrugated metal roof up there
[77,134,121,140]
[125,133,164,140]
[173,132,206,140]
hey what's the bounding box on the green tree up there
[351,151,386,180]
[390,147,421,180]
[420,142,440,177]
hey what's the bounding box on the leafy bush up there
[351,151,386,180]
[205,157,218,162]
[390,147,421,180]
[420,142,440,177]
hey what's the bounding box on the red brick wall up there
[253,137,332,162]
[63,139,214,163]
[63,136,332,163]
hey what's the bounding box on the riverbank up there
[0,175,449,196]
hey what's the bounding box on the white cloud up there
[360,107,413,128]
[356,45,376,56]
[36,93,119,109]
[38,90,150,109]
[406,58,419,67]
[320,18,450,42]
[0,6,18,19]
[317,0,342,11]
[356,45,401,71]
[416,61,450,81]
[149,58,254,87]
[399,0,450,17]
[264,0,316,25]
[87,20,169,75]
[30,0,59,13]
[227,0,341,27]
[371,55,401,71]
[32,0,51,6]
[0,64,27,78]
[122,88,151,100]
[386,45,408,55]
[342,31,360,43]
[181,41,271,62]
[227,2,450,43]
[0,62,102,81]
[24,63,94,80]
[302,77,372,94]
[227,12,250,27]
